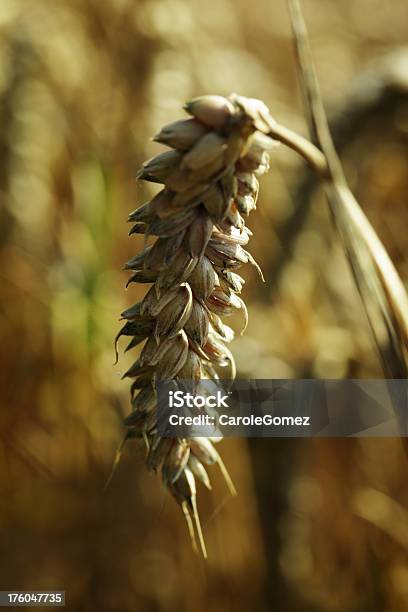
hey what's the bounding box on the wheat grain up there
[117,94,278,556]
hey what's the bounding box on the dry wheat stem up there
[271,121,408,363]
[287,0,408,376]
[117,6,408,553]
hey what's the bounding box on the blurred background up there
[1,0,408,610]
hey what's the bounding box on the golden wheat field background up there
[1,0,408,610]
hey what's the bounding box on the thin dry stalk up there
[287,0,408,379]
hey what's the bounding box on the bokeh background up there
[1,0,408,610]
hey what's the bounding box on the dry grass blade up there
[287,0,408,391]
[103,433,129,492]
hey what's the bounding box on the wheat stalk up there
[115,5,408,556]
[116,94,280,556]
